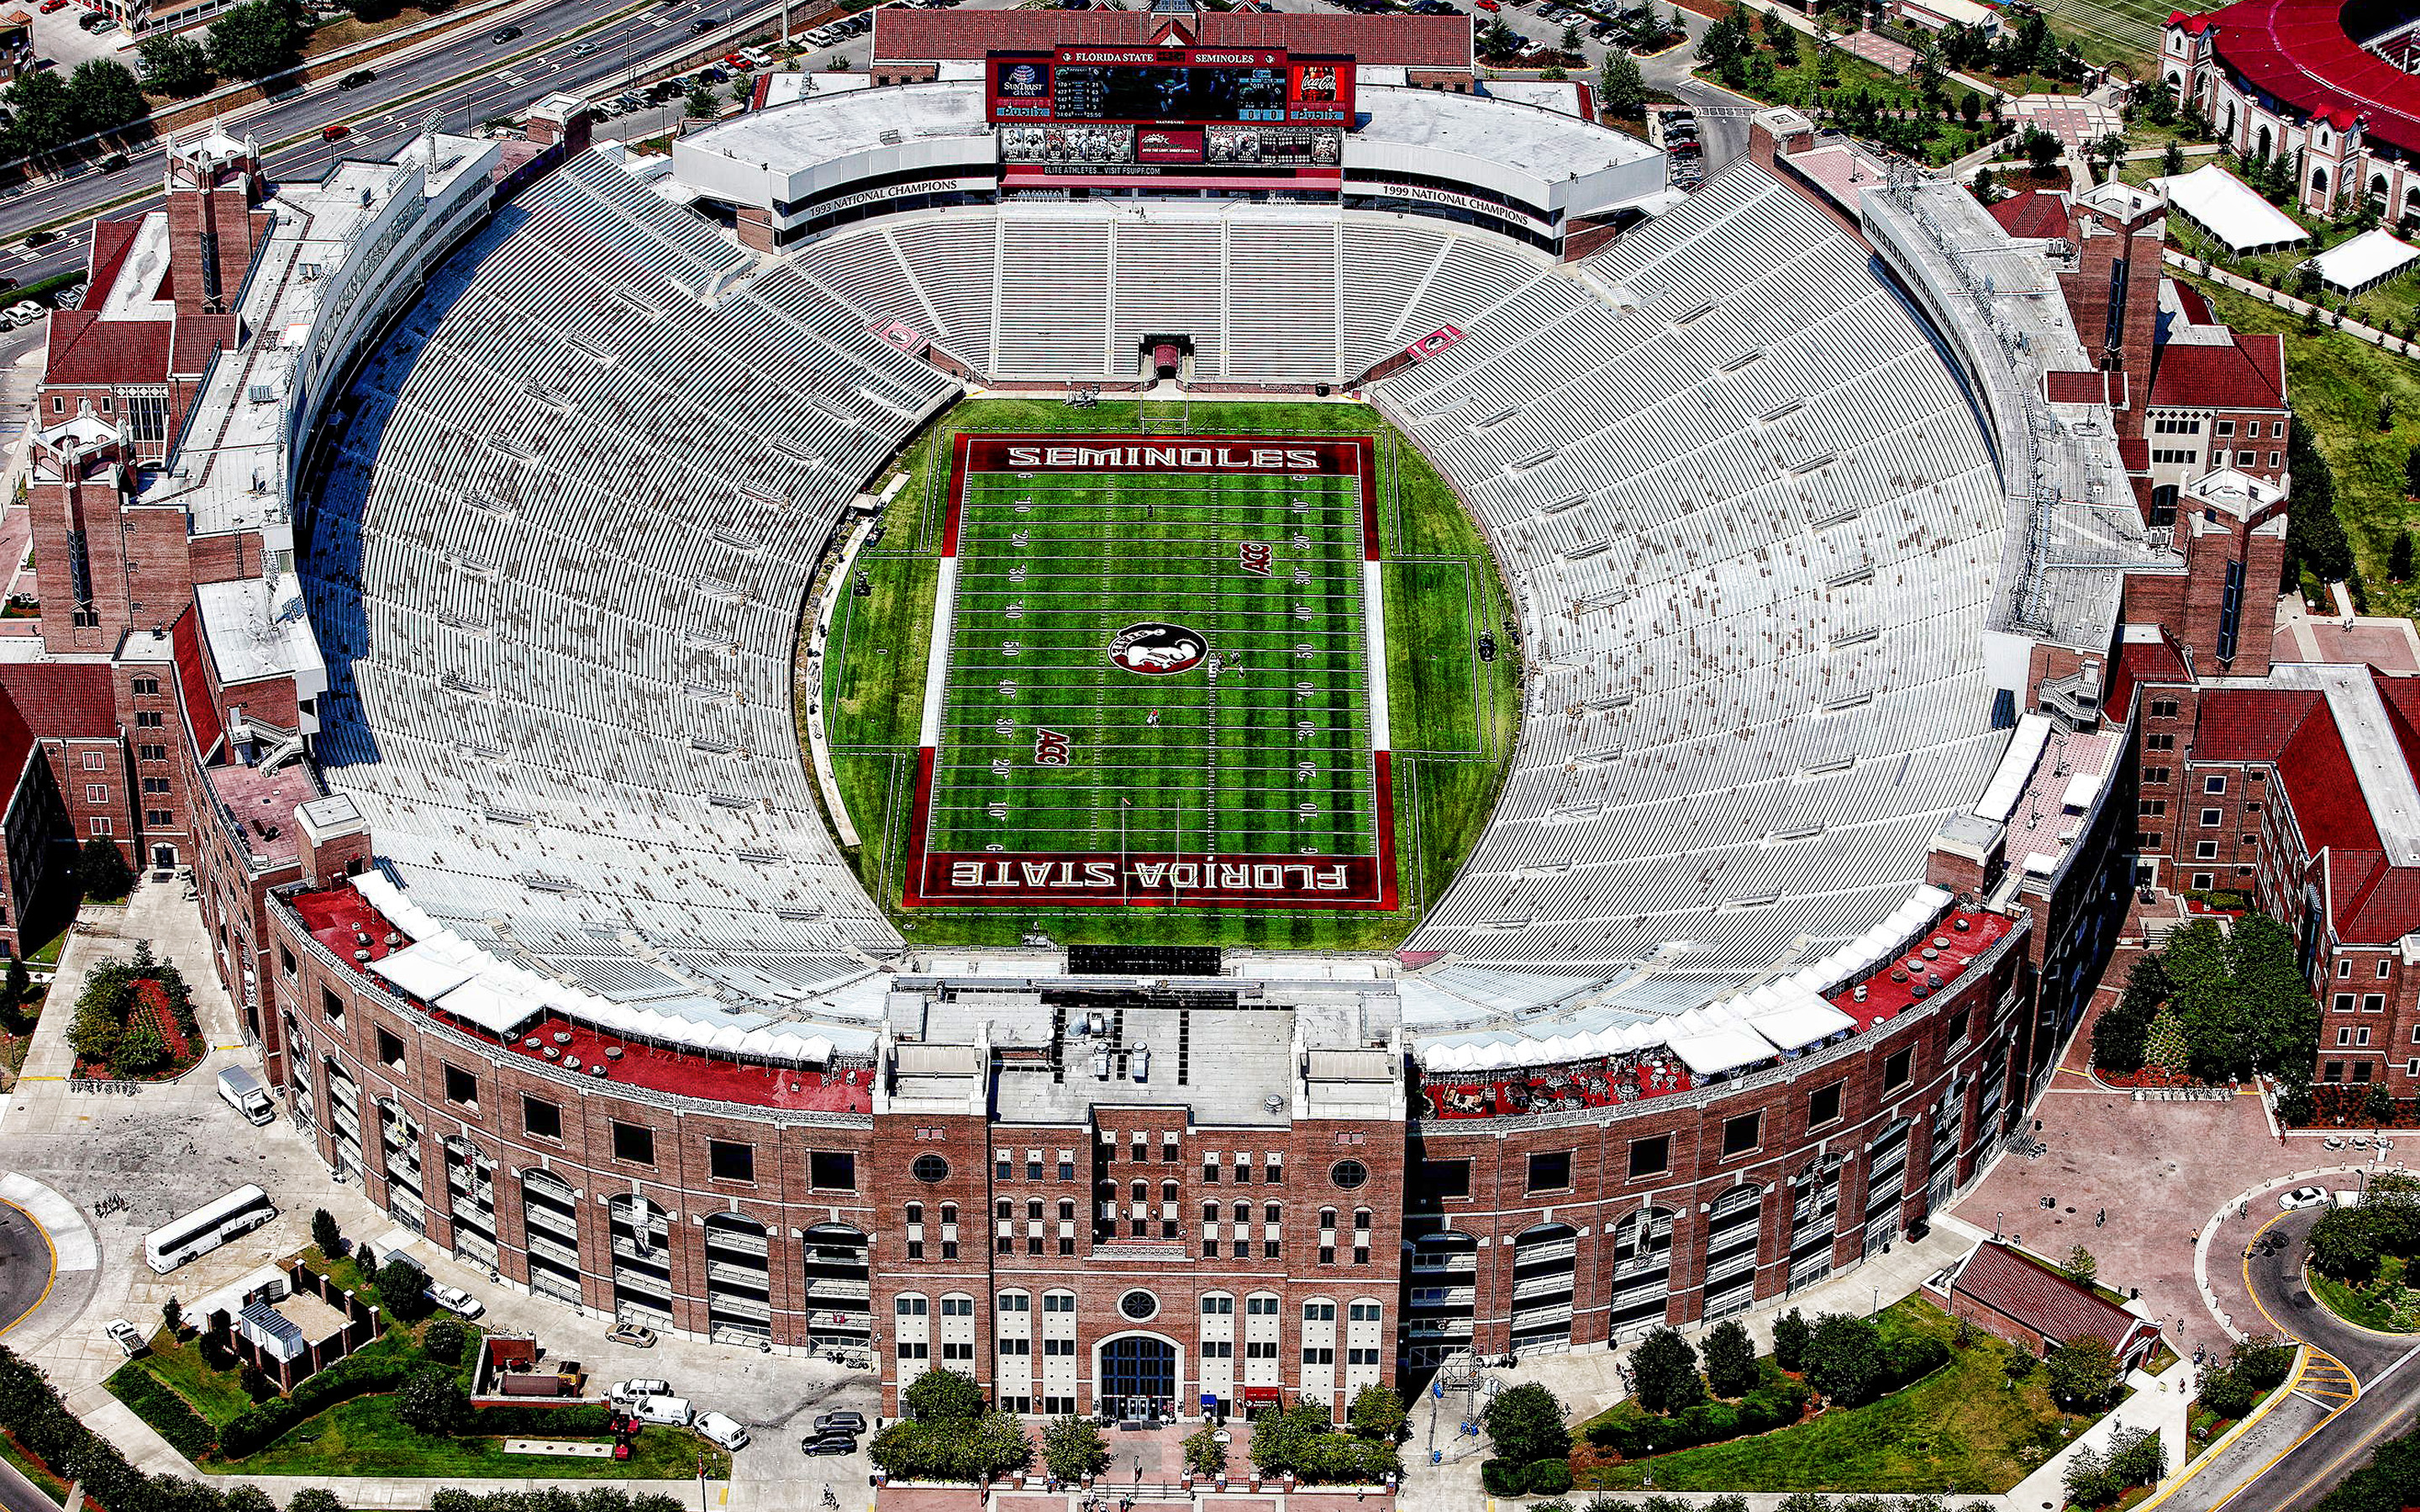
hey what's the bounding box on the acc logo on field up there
[1107,622,1208,676]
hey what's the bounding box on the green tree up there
[2064,1445,2121,1508]
[160,1295,181,1335]
[1803,1313,1887,1406]
[1348,1383,1407,1442]
[1697,16,1744,67]
[1703,1318,1757,1398]
[395,1366,468,1436]
[65,60,145,137]
[3,71,75,159]
[1481,1381,1569,1464]
[77,836,134,900]
[2233,913,2321,1077]
[971,1411,1034,1478]
[1597,50,1646,122]
[376,1257,433,1323]
[2404,444,2420,500]
[1973,165,1999,202]
[1769,23,1798,66]
[2024,126,2061,174]
[1560,22,1582,54]
[2063,1244,2099,1288]
[1181,1422,1227,1479]
[422,1317,468,1365]
[2397,533,2418,580]
[206,0,310,82]
[287,1494,347,1512]
[902,1367,987,1425]
[2045,1335,2121,1410]
[2091,951,2168,1074]
[1773,1307,1811,1372]
[2369,1077,2398,1126]
[2310,1205,2383,1280]
[1042,1414,1110,1482]
[684,77,723,119]
[310,1207,342,1258]
[2162,139,2186,177]
[1631,1326,1704,1414]
[1479,18,1522,58]
[137,34,214,97]
[111,1015,166,1077]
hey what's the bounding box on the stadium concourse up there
[0,0,2295,1430]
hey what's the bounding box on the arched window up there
[1044,1289,1076,1313]
[1131,1180,1146,1204]
[997,1200,1013,1221]
[1202,1202,1219,1222]
[1319,1207,1338,1230]
[998,1290,1030,1312]
[1161,1180,1178,1205]
[1264,1202,1281,1223]
[2313,166,2330,194]
[896,1293,929,1315]
[1354,1208,1372,1231]
[939,1203,957,1226]
[906,1202,923,1226]
[1058,1199,1075,1221]
[940,1293,976,1316]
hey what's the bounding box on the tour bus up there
[144,1185,276,1274]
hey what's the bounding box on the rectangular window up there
[2148,733,2175,751]
[1628,1135,1670,1179]
[2144,766,2170,785]
[1722,1110,1762,1158]
[443,1063,476,1105]
[85,783,108,804]
[710,1140,754,1184]
[523,1095,562,1142]
[1808,1080,1844,1128]
[1526,1150,1571,1193]
[2337,994,2357,1012]
[2196,841,2218,860]
[2204,774,2227,794]
[2139,799,2167,817]
[146,810,172,827]
[376,1027,405,1071]
[2338,1026,2353,1047]
[2365,995,2386,1013]
[2200,808,2223,827]
[136,711,163,728]
[2149,699,2180,718]
[321,987,345,1028]
[613,1121,655,1165]
[1417,1158,1472,1200]
[1883,1046,1913,1089]
[810,1151,855,1190]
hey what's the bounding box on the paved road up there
[0,0,793,289]
[0,1200,54,1338]
[2165,1207,2420,1512]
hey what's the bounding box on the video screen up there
[1051,62,1288,122]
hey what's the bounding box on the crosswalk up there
[2291,1347,2358,1411]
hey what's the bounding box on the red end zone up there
[906,432,1396,911]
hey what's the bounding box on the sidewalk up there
[2168,251,2420,365]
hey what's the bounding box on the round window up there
[1331,1159,1369,1190]
[912,1154,950,1184]
[1118,1289,1159,1322]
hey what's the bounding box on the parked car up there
[104,1319,145,1357]
[813,1411,867,1436]
[610,1378,674,1406]
[4,302,43,326]
[607,1320,659,1348]
[424,1281,484,1317]
[802,1433,856,1456]
[87,14,113,30]
[74,11,99,29]
[339,68,376,88]
[695,1411,750,1452]
[99,152,126,171]
[2280,1186,2336,1210]
[490,24,521,42]
[36,2,66,15]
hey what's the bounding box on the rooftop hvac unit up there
[1130,1046,1150,1083]
[248,381,277,403]
[300,263,322,281]
[1092,1048,1111,1080]
[1088,1011,1107,1037]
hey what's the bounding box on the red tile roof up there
[2191,0,2420,155]
[2107,628,2190,717]
[171,314,239,377]
[43,309,172,387]
[873,9,1472,67]
[0,664,118,740]
[82,218,142,311]
[171,608,224,763]
[2046,370,2122,405]
[2170,278,2217,326]
[2194,687,2323,761]
[0,680,32,809]
[2149,330,2287,411]
[1989,189,2071,241]
[1952,1242,2154,1352]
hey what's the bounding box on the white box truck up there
[216,1067,273,1125]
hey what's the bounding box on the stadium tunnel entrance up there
[1140,334,1194,382]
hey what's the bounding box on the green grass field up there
[816,397,1518,949]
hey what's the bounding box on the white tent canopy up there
[2154,165,2308,255]
[368,931,487,1003]
[2307,228,2420,297]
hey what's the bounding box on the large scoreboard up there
[990,47,1351,176]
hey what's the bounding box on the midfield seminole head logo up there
[1107,622,1207,675]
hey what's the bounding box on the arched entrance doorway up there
[1100,1334,1178,1421]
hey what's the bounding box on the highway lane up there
[0,0,790,286]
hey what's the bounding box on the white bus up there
[145,1185,276,1274]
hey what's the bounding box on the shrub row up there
[0,1343,266,1512]
[1480,1457,1571,1497]
[1585,1374,1813,1458]
[466,1402,618,1437]
[218,1348,416,1457]
[103,1362,218,1457]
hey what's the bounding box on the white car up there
[610,1377,674,1406]
[695,1410,750,1451]
[424,1281,485,1317]
[5,301,41,324]
[104,1318,145,1356]
[2279,1185,2335,1210]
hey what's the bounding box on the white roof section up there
[368,930,488,1002]
[1972,715,2054,824]
[2270,663,2420,866]
[2309,228,2420,291]
[2154,165,2308,254]
[196,576,324,686]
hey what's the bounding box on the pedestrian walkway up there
[2168,251,2420,365]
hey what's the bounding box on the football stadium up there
[31,0,2196,1425]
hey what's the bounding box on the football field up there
[902,433,1397,910]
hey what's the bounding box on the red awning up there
[1241,1387,1283,1404]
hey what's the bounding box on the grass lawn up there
[818,396,1518,950]
[0,1432,66,1506]
[1578,1299,2083,1494]
[2308,1256,2420,1333]
[213,1394,728,1480]
[2172,207,2420,343]
[2181,276,2420,617]
[135,1336,261,1426]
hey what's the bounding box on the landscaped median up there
[2303,1173,2420,1334]
[102,1239,729,1481]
